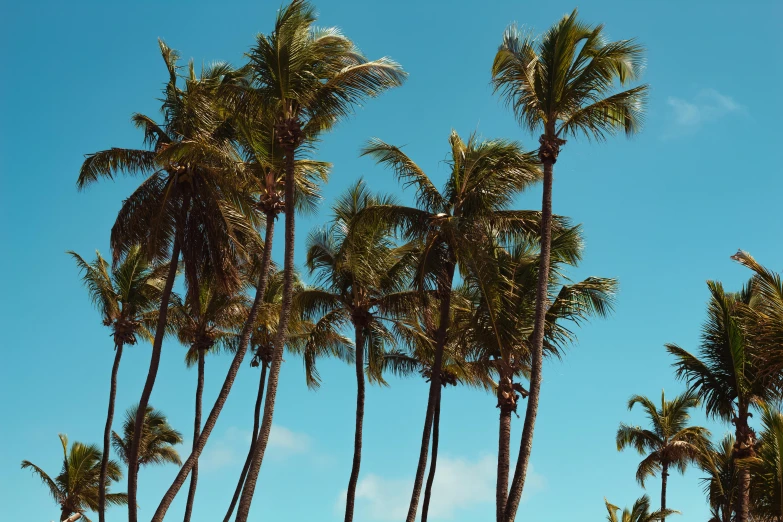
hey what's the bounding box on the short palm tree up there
[112,405,183,476]
[668,280,772,522]
[79,43,254,522]
[492,11,648,521]
[230,3,406,520]
[68,246,167,522]
[362,130,542,521]
[616,390,710,519]
[746,402,783,521]
[604,495,676,522]
[223,268,352,521]
[21,434,127,522]
[453,226,615,521]
[297,180,419,522]
[168,282,248,522]
[700,435,738,522]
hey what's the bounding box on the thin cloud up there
[665,89,743,134]
[198,425,310,471]
[335,455,545,521]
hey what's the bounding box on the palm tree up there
[362,130,542,521]
[223,268,352,521]
[112,405,183,477]
[21,434,127,521]
[459,230,616,522]
[68,246,167,522]
[491,11,648,521]
[700,436,738,522]
[746,402,783,521]
[616,390,710,519]
[79,43,254,522]
[230,3,406,520]
[668,280,773,522]
[604,495,676,522]
[168,283,248,522]
[296,180,418,522]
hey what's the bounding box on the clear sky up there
[2,0,782,520]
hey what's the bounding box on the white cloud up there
[198,425,310,471]
[666,88,742,130]
[335,455,545,521]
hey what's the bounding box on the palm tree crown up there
[112,405,183,469]
[21,434,127,521]
[604,495,676,522]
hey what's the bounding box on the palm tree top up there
[492,8,648,141]
[112,405,183,468]
[604,495,677,522]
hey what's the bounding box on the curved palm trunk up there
[503,152,554,522]
[62,510,82,522]
[344,325,366,522]
[224,362,268,522]
[183,347,206,522]
[235,138,298,522]
[98,342,123,522]
[497,403,512,522]
[421,391,441,522]
[152,216,276,521]
[406,262,456,522]
[660,462,668,522]
[127,231,182,522]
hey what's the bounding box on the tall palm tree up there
[79,43,254,522]
[68,246,167,522]
[459,230,616,522]
[746,402,783,521]
[168,283,248,522]
[668,280,773,522]
[297,180,418,522]
[152,97,333,520]
[22,434,127,522]
[223,269,352,521]
[616,390,710,519]
[700,436,738,522]
[491,11,648,521]
[112,405,183,476]
[231,3,406,520]
[604,495,676,522]
[362,130,542,521]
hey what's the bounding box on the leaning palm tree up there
[297,180,419,522]
[745,402,783,521]
[700,435,738,522]
[22,434,127,522]
[168,282,248,522]
[362,130,542,521]
[68,246,167,522]
[79,43,255,522]
[616,390,710,520]
[491,11,648,521]
[112,405,183,477]
[668,280,772,522]
[226,3,406,521]
[604,495,676,522]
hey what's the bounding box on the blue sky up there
[2,0,782,520]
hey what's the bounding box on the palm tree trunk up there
[127,225,183,522]
[98,342,123,522]
[224,362,268,522]
[235,136,298,522]
[738,467,751,522]
[503,153,554,522]
[497,402,512,522]
[152,214,276,521]
[406,261,456,522]
[661,461,668,522]
[421,391,442,522]
[344,324,366,522]
[183,347,205,522]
